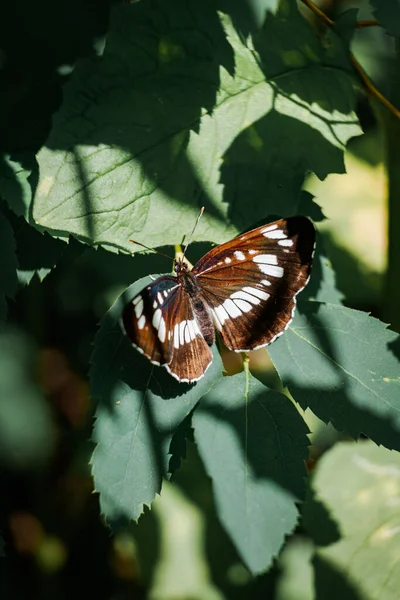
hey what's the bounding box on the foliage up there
[1,0,400,597]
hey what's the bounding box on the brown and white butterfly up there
[121,216,315,383]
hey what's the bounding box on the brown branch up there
[300,0,399,119]
[301,0,333,26]
[350,55,400,118]
[356,19,380,29]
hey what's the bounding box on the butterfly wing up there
[192,216,315,351]
[121,275,212,382]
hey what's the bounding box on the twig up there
[350,55,400,118]
[299,0,399,119]
[356,19,380,29]
[301,0,333,26]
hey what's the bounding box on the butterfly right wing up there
[121,275,213,382]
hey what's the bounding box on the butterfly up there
[121,216,315,383]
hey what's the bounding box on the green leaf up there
[193,372,309,575]
[0,153,36,220]
[304,234,343,305]
[90,275,223,525]
[268,302,400,450]
[0,211,18,322]
[370,0,400,38]
[309,441,400,600]
[33,1,360,249]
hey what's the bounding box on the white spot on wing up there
[138,315,146,329]
[223,298,242,318]
[261,224,278,233]
[278,239,293,247]
[192,320,201,335]
[249,249,257,255]
[152,308,162,328]
[233,299,253,313]
[234,250,246,261]
[213,305,229,330]
[186,320,195,340]
[231,290,260,305]
[184,322,191,343]
[261,279,271,286]
[257,263,284,277]
[253,254,278,265]
[225,256,232,264]
[263,229,286,239]
[153,300,157,309]
[158,317,166,342]
[243,286,270,301]
[134,298,144,318]
[179,321,186,346]
[157,292,163,305]
[174,323,180,348]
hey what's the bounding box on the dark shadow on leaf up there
[313,552,364,600]
[168,411,194,477]
[23,0,359,251]
[254,1,356,114]
[90,275,223,527]
[221,110,347,230]
[197,383,309,501]
[301,485,340,547]
[269,299,400,451]
[284,379,400,452]
[32,0,235,243]
[388,337,400,361]
[302,233,344,305]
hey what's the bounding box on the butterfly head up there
[174,258,190,278]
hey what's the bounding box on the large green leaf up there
[0,211,18,322]
[193,372,309,575]
[90,276,223,525]
[269,302,400,450]
[33,0,360,249]
[308,441,400,600]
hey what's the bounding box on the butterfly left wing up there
[191,216,315,351]
[122,276,179,367]
[121,275,212,383]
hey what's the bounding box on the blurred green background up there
[0,0,397,598]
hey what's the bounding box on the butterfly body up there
[122,216,315,383]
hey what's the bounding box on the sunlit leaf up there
[33,1,360,249]
[309,441,400,600]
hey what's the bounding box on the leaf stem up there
[243,354,250,400]
[299,0,400,119]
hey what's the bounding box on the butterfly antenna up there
[129,239,174,261]
[182,206,205,260]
